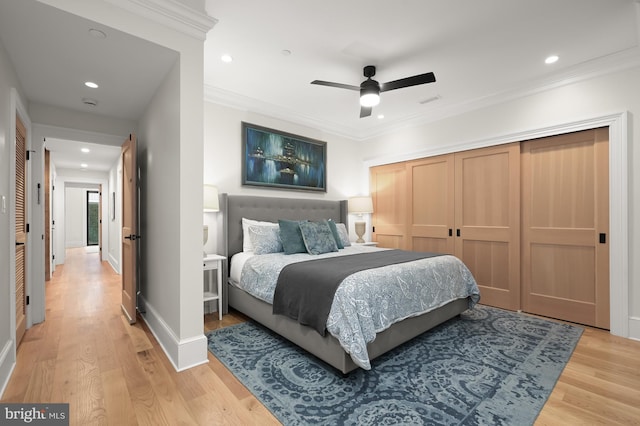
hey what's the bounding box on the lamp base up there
[354,221,366,244]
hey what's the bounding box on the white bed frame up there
[220,194,469,373]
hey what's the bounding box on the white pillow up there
[248,225,283,255]
[242,218,277,252]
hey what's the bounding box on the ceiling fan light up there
[360,92,380,107]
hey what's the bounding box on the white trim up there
[32,123,126,148]
[138,295,208,371]
[108,252,121,274]
[0,340,16,398]
[104,0,217,40]
[365,111,629,338]
[629,317,640,341]
[607,113,629,338]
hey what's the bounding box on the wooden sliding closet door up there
[521,128,609,329]
[455,143,521,311]
[371,162,408,249]
[406,154,455,254]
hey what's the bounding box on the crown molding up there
[105,0,217,40]
[203,85,362,141]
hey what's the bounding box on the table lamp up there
[348,196,373,243]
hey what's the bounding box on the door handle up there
[124,234,140,241]
[15,241,25,246]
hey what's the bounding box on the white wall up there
[107,159,122,273]
[203,102,369,254]
[137,60,183,340]
[25,0,213,371]
[0,33,27,397]
[53,169,110,265]
[362,66,640,340]
[64,186,85,247]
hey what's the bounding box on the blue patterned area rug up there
[206,305,582,425]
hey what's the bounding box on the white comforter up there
[234,246,480,370]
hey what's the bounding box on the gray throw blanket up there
[272,250,444,335]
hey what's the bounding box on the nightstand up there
[353,242,379,246]
[203,254,225,320]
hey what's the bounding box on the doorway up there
[87,190,100,246]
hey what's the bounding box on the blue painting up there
[242,122,327,192]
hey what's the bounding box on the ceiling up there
[44,138,121,173]
[203,0,640,139]
[0,0,639,171]
[0,0,178,173]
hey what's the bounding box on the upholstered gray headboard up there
[218,194,348,314]
[221,193,348,261]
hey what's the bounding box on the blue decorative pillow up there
[299,220,339,255]
[278,220,308,254]
[336,223,351,247]
[326,219,344,249]
[248,225,282,255]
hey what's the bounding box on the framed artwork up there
[241,122,327,192]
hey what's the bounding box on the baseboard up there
[629,316,640,341]
[108,253,120,274]
[0,339,16,399]
[138,296,208,372]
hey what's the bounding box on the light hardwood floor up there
[2,247,639,425]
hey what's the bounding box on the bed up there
[220,194,480,374]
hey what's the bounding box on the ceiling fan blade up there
[311,80,360,91]
[380,72,436,92]
[360,106,372,118]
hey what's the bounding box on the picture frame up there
[241,122,327,192]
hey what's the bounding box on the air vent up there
[82,97,98,107]
[419,95,441,105]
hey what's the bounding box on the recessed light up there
[80,163,88,168]
[377,114,385,119]
[545,55,559,64]
[81,148,90,153]
[85,81,99,89]
[221,54,233,63]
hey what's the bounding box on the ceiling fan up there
[311,65,436,118]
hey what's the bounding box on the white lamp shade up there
[348,196,373,214]
[203,185,219,212]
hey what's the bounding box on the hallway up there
[0,247,279,425]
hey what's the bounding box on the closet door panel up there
[521,128,609,328]
[455,143,521,310]
[371,162,408,249]
[406,155,454,254]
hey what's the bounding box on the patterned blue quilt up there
[238,246,480,369]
